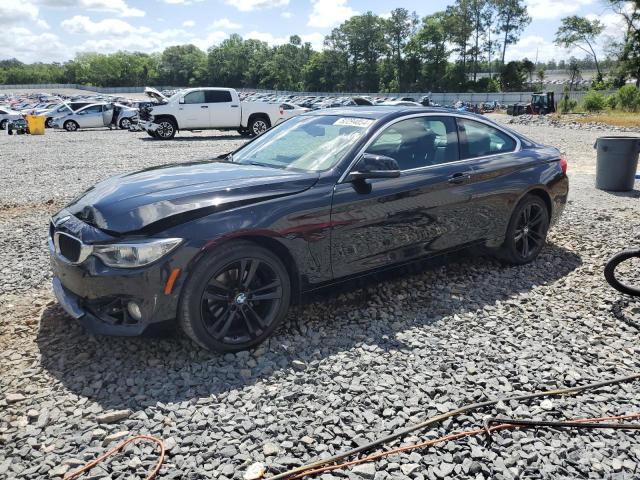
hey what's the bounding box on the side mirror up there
[347,153,401,182]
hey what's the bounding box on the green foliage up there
[581,89,606,111]
[617,84,640,111]
[560,97,578,113]
[500,61,527,91]
[555,16,604,79]
[606,92,619,109]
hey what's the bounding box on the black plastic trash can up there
[594,136,640,191]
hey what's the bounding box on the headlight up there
[93,238,182,268]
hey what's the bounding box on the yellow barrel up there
[25,115,45,135]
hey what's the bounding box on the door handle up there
[448,172,472,184]
[201,106,209,109]
[230,105,239,108]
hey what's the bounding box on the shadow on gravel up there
[139,135,243,142]
[37,244,581,410]
[604,188,640,199]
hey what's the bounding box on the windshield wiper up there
[241,160,285,169]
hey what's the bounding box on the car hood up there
[66,161,319,234]
[144,87,168,103]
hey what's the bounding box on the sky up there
[0,0,628,64]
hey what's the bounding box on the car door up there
[330,115,481,278]
[76,105,104,128]
[180,90,210,129]
[102,104,114,126]
[455,117,529,243]
[205,90,239,128]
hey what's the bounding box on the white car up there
[140,87,306,140]
[51,103,138,131]
[0,107,23,130]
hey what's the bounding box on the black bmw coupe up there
[50,107,568,352]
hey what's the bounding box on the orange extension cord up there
[286,412,640,479]
[63,434,165,480]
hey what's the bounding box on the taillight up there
[559,154,567,174]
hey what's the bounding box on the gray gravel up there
[1,122,640,480]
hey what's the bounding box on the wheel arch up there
[247,112,271,128]
[521,187,553,219]
[154,114,179,130]
[189,235,301,304]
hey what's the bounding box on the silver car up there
[0,107,23,130]
[51,103,137,131]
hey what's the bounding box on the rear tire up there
[45,118,53,128]
[0,120,7,130]
[179,241,291,352]
[64,120,79,132]
[249,116,270,137]
[497,195,549,265]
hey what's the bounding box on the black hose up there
[485,417,640,431]
[604,249,640,296]
[267,373,640,480]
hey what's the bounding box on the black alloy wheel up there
[180,241,291,352]
[500,195,549,264]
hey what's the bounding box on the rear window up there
[205,90,233,103]
[458,118,516,159]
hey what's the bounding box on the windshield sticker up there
[333,118,374,128]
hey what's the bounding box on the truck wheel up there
[156,119,176,140]
[249,116,270,137]
[146,130,159,138]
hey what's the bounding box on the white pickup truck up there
[140,87,307,140]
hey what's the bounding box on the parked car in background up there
[51,103,138,131]
[39,102,97,128]
[140,87,305,139]
[49,106,568,352]
[0,107,23,130]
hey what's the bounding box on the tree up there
[536,68,545,88]
[158,44,206,86]
[494,0,531,65]
[384,8,418,90]
[521,58,534,84]
[567,57,582,92]
[468,0,494,82]
[406,12,450,91]
[555,16,604,80]
[500,60,526,90]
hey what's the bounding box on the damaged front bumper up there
[139,120,159,133]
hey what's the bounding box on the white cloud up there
[307,0,358,28]
[76,28,191,53]
[0,0,49,29]
[301,32,324,51]
[61,15,144,36]
[525,0,594,20]
[0,28,67,62]
[244,30,289,44]
[224,0,289,12]
[164,0,192,4]
[37,0,145,17]
[182,20,195,27]
[192,31,229,50]
[281,11,293,19]
[505,35,572,62]
[211,18,242,29]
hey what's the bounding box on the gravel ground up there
[1,122,640,480]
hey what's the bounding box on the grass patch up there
[555,112,640,128]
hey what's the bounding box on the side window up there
[366,116,459,171]
[80,105,102,114]
[458,118,516,159]
[183,91,206,104]
[205,90,233,103]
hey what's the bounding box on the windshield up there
[231,115,373,172]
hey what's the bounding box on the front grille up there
[58,233,82,263]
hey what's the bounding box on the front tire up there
[64,120,79,132]
[119,117,132,129]
[498,195,549,265]
[0,120,7,130]
[179,241,291,352]
[45,118,53,128]
[155,119,177,140]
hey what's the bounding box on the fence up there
[0,83,608,104]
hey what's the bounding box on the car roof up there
[305,106,487,121]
